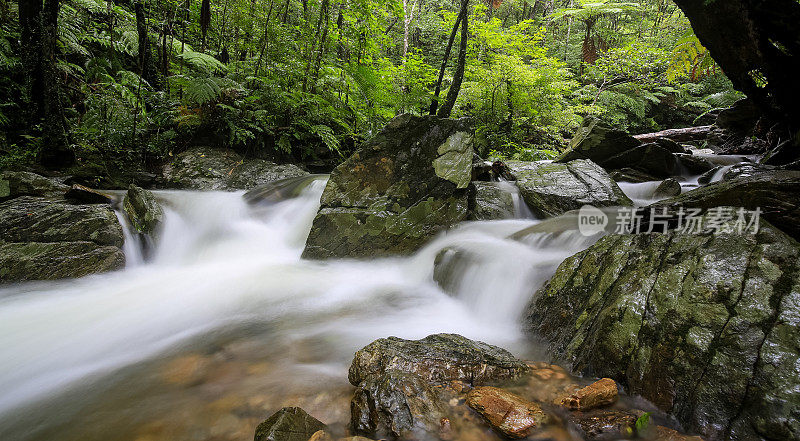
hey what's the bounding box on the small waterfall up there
[0,180,599,441]
[495,180,535,219]
[617,181,666,206]
[113,209,144,267]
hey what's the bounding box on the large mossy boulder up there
[254,407,326,441]
[348,334,531,439]
[505,159,631,218]
[651,170,800,240]
[0,195,124,282]
[162,147,308,190]
[0,171,68,202]
[123,185,164,236]
[527,220,800,440]
[302,115,473,259]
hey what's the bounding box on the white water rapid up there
[0,180,597,441]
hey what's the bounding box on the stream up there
[0,164,747,441]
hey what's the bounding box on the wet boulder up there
[0,195,124,282]
[123,185,164,237]
[468,182,516,220]
[505,160,631,218]
[349,334,530,386]
[527,218,800,440]
[163,147,308,190]
[348,334,531,439]
[350,369,449,439]
[302,115,473,259]
[254,407,327,441]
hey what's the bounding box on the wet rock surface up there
[123,184,164,236]
[469,181,516,220]
[505,159,631,218]
[163,147,308,190]
[528,219,800,440]
[254,407,327,441]
[302,115,473,259]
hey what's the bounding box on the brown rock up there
[466,386,549,439]
[561,378,618,411]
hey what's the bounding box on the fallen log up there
[633,125,713,143]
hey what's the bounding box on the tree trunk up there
[20,0,72,167]
[135,0,156,85]
[436,0,468,118]
[429,3,465,115]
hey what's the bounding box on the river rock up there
[302,115,473,259]
[651,170,800,240]
[349,334,530,386]
[560,378,618,411]
[556,119,641,164]
[0,195,125,282]
[505,160,631,218]
[0,171,68,202]
[348,334,530,439]
[163,147,308,190]
[254,407,326,441]
[123,185,164,236]
[469,182,515,220]
[466,386,549,439]
[527,217,800,440]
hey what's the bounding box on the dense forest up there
[0,0,742,180]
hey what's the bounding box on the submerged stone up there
[466,386,549,439]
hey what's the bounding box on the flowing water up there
[0,180,599,441]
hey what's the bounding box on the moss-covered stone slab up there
[302,114,473,259]
[506,159,631,218]
[527,219,800,440]
[555,119,641,164]
[0,195,125,282]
